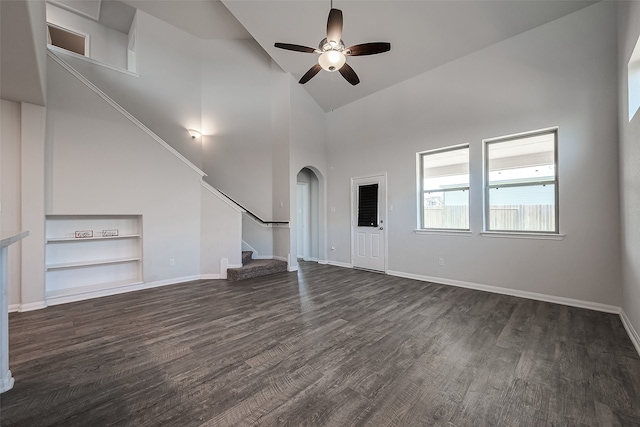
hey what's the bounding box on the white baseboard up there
[46,276,200,307]
[288,265,298,272]
[620,310,640,357]
[386,269,621,314]
[0,370,14,393]
[317,259,329,265]
[328,260,353,269]
[8,301,48,313]
[19,301,48,312]
[200,274,221,280]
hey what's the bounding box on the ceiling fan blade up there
[346,42,391,56]
[299,64,322,84]
[339,63,360,86]
[326,8,343,44]
[274,43,317,53]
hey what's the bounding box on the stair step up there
[227,259,288,281]
[241,251,253,265]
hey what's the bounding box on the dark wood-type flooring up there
[2,262,640,426]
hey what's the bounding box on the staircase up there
[227,251,288,281]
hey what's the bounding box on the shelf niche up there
[45,215,142,301]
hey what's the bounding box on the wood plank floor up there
[1,261,640,426]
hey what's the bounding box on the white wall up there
[296,168,320,261]
[270,64,291,262]
[200,185,242,276]
[289,77,329,268]
[0,0,47,105]
[327,2,620,307]
[49,11,288,260]
[54,10,203,170]
[54,12,282,225]
[201,39,274,220]
[241,216,273,258]
[46,55,204,286]
[0,100,22,306]
[20,102,46,310]
[46,3,128,69]
[618,1,640,345]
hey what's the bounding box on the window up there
[484,128,558,233]
[358,184,379,227]
[419,145,469,230]
[47,23,87,56]
[629,34,640,122]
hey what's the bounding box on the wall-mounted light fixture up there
[187,129,202,139]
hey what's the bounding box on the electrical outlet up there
[169,259,175,267]
[438,258,444,266]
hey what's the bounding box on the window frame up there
[417,144,470,232]
[628,34,640,122]
[483,127,559,234]
[47,22,91,57]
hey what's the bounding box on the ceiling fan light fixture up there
[274,7,390,85]
[318,50,346,72]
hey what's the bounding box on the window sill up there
[414,229,472,237]
[48,45,139,77]
[480,232,565,241]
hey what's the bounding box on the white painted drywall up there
[289,77,329,267]
[296,168,320,261]
[270,63,291,262]
[327,2,620,306]
[46,3,128,69]
[200,185,242,275]
[0,100,22,306]
[46,55,203,286]
[0,0,47,105]
[55,11,280,224]
[20,102,46,309]
[618,1,640,342]
[241,215,273,258]
[53,10,204,171]
[201,39,274,220]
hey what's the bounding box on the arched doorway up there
[296,167,321,262]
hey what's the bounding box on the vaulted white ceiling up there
[221,0,598,111]
[1,0,599,111]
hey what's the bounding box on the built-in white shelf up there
[46,257,141,271]
[46,234,140,243]
[45,215,142,298]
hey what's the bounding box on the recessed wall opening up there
[47,23,87,56]
[296,167,321,263]
[629,34,640,122]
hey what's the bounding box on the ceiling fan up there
[274,7,391,86]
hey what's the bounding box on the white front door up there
[351,174,386,272]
